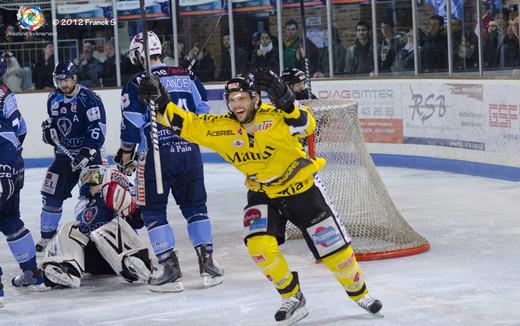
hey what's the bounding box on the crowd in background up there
[2,2,520,92]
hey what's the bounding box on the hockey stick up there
[187,0,227,70]
[49,128,75,161]
[139,0,164,195]
[298,0,312,95]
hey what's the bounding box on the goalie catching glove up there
[253,68,295,113]
[138,76,171,114]
[102,180,136,218]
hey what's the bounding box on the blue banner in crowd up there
[422,0,463,21]
[179,0,223,16]
[56,1,169,21]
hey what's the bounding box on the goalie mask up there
[128,31,162,66]
[280,68,305,86]
[79,165,109,195]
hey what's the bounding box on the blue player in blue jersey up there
[40,165,152,289]
[36,61,107,252]
[0,54,45,307]
[114,31,223,292]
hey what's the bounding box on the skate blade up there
[148,281,184,293]
[124,257,152,282]
[277,306,309,326]
[43,264,81,288]
[202,275,223,288]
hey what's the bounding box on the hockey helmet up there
[223,74,257,101]
[128,31,162,66]
[79,165,108,188]
[280,68,305,86]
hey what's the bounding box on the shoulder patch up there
[86,106,101,122]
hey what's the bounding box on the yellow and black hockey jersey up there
[158,102,326,198]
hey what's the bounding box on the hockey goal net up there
[285,99,430,261]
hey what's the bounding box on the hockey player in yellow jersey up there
[138,69,382,325]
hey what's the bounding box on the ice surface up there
[1,165,519,325]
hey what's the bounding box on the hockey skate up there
[42,262,81,288]
[148,250,184,293]
[356,293,383,315]
[11,268,47,291]
[195,246,224,288]
[36,237,52,253]
[274,290,309,325]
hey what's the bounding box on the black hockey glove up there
[41,118,59,146]
[254,68,295,113]
[114,147,136,176]
[138,76,171,115]
[71,147,97,172]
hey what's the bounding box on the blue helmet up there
[0,54,7,79]
[53,60,77,81]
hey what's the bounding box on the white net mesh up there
[285,100,429,260]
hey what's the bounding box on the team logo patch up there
[121,93,130,109]
[251,120,273,133]
[312,226,341,248]
[237,128,243,135]
[60,107,67,114]
[71,103,77,113]
[41,172,59,195]
[336,253,355,270]
[86,106,101,122]
[82,206,98,223]
[232,139,244,148]
[51,101,59,110]
[57,117,72,136]
[252,255,265,263]
[243,207,266,230]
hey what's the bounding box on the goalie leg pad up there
[321,245,367,300]
[40,222,88,287]
[246,235,299,299]
[90,218,152,282]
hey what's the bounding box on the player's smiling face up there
[228,91,257,124]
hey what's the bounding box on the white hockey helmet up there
[128,31,162,65]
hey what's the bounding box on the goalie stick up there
[139,0,164,195]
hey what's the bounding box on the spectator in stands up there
[33,42,55,90]
[283,19,319,75]
[0,13,5,39]
[483,20,505,68]
[344,21,374,75]
[177,38,189,67]
[2,52,24,92]
[503,16,520,68]
[391,28,422,73]
[313,27,345,77]
[248,32,261,65]
[217,34,248,81]
[2,25,19,43]
[162,41,175,66]
[76,42,102,87]
[479,1,495,42]
[379,21,402,73]
[250,31,279,74]
[453,32,478,71]
[421,15,448,72]
[101,39,116,87]
[187,42,215,82]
